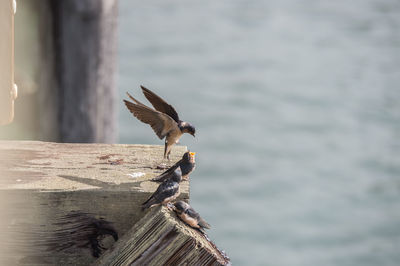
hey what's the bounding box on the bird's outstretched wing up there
[152,159,182,182]
[124,98,179,140]
[141,86,180,123]
[126,92,147,106]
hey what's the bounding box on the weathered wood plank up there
[93,206,230,266]
[0,141,188,265]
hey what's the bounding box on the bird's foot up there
[156,162,168,170]
[155,157,169,169]
[165,202,175,211]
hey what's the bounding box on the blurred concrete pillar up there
[51,0,118,143]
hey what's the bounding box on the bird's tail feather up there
[141,197,156,211]
[198,219,211,229]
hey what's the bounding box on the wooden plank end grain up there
[93,206,231,266]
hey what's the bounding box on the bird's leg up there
[164,141,168,160]
[163,142,172,162]
[166,146,172,162]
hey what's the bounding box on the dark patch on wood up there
[2,210,118,262]
[97,154,122,160]
[93,158,125,166]
[48,211,118,258]
[98,155,111,160]
[140,166,157,170]
[108,159,123,165]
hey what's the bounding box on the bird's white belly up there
[179,213,199,228]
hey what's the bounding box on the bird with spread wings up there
[123,86,196,160]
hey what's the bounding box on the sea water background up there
[118,1,400,265]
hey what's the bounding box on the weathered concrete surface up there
[93,206,230,266]
[0,141,188,265]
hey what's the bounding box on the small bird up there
[124,86,196,160]
[142,168,183,210]
[152,151,196,182]
[173,201,211,232]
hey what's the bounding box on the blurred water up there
[118,0,400,265]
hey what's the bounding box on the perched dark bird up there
[173,201,211,231]
[123,86,196,160]
[142,168,183,210]
[152,151,196,182]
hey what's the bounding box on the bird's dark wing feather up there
[142,181,178,209]
[186,207,210,229]
[153,181,179,202]
[124,99,178,140]
[186,208,201,220]
[141,86,180,123]
[126,92,146,106]
[152,159,182,182]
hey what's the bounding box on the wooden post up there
[0,0,17,125]
[0,141,188,265]
[51,0,118,143]
[93,206,230,266]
